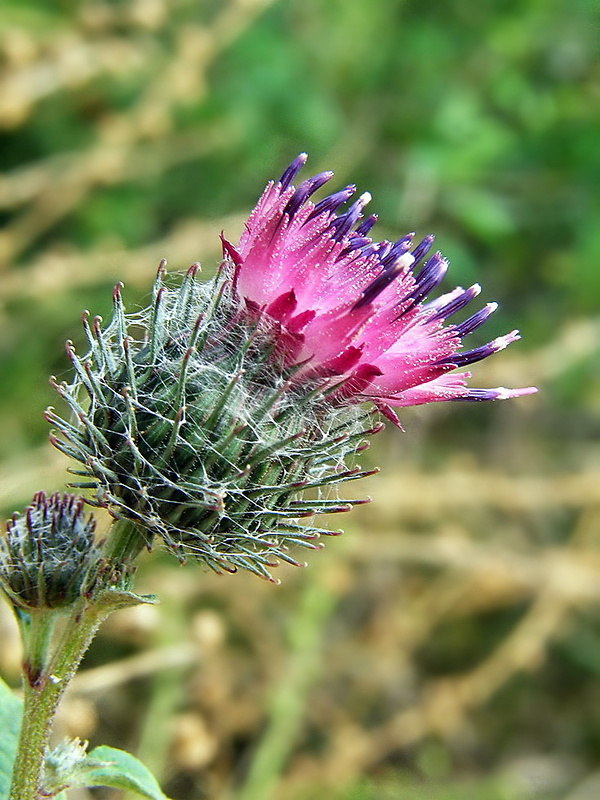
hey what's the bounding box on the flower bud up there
[0,492,99,610]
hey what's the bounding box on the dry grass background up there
[1,1,599,798]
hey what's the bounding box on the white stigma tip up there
[494,386,536,400]
[394,252,416,271]
[495,331,521,351]
[359,192,372,207]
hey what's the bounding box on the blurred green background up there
[0,1,599,798]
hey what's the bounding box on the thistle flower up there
[0,492,99,610]
[47,155,535,580]
[224,153,536,424]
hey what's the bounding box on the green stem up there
[9,602,108,800]
[17,610,53,689]
[101,517,149,567]
[9,676,72,800]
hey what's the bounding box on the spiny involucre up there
[46,154,536,581]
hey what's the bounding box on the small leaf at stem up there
[44,741,170,800]
[93,590,159,610]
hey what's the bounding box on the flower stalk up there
[9,599,110,800]
[100,517,150,572]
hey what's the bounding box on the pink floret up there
[223,154,536,422]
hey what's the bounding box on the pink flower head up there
[222,154,536,424]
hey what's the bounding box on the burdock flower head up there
[47,155,535,580]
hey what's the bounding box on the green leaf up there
[0,677,22,800]
[1,687,167,800]
[93,590,159,611]
[67,745,170,800]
